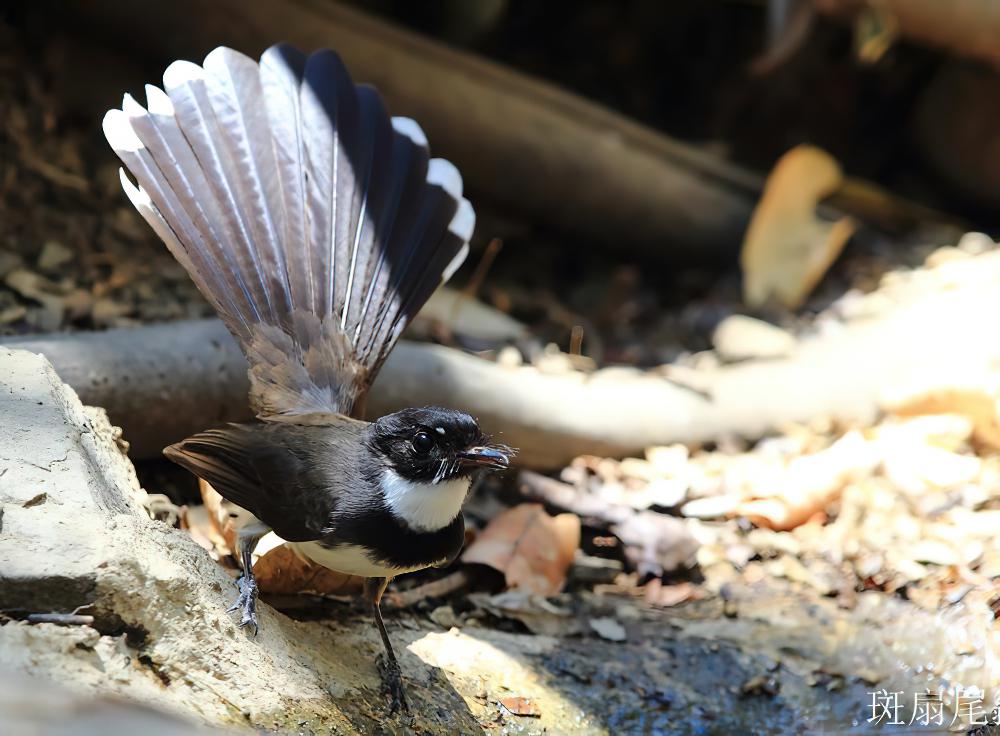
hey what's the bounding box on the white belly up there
[289,540,430,578]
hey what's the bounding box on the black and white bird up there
[103,43,514,712]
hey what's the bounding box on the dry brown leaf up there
[737,431,878,531]
[741,145,856,309]
[181,504,230,559]
[252,544,361,596]
[889,388,1000,452]
[199,478,245,553]
[588,616,627,642]
[462,503,580,595]
[499,696,541,717]
[468,591,583,636]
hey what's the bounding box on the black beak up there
[458,445,512,471]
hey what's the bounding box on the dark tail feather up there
[105,44,473,417]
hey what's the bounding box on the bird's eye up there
[412,431,434,454]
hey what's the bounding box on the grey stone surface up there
[0,348,144,612]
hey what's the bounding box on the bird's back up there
[165,415,370,542]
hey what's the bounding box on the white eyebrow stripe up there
[435,427,446,435]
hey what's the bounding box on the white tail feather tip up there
[391,117,428,148]
[443,243,470,283]
[103,109,143,153]
[427,158,463,199]
[145,84,174,115]
[203,46,257,78]
[163,59,206,90]
[449,198,476,244]
[121,93,146,118]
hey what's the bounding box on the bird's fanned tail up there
[104,44,473,417]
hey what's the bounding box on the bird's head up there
[367,406,514,484]
[366,407,515,532]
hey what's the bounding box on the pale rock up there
[91,297,132,326]
[882,442,981,494]
[879,413,974,451]
[681,495,740,519]
[890,555,930,582]
[924,246,970,268]
[37,240,74,272]
[645,444,689,475]
[4,269,65,330]
[619,457,658,482]
[644,477,688,508]
[535,344,575,374]
[956,231,995,255]
[588,617,626,642]
[712,314,797,362]
[960,540,984,566]
[430,605,462,629]
[909,540,959,567]
[614,603,641,621]
[725,544,755,569]
[496,344,524,368]
[747,528,802,557]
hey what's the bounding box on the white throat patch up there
[381,469,470,532]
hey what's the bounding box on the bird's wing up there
[164,419,363,542]
[105,44,473,418]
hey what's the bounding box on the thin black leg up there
[227,528,263,635]
[364,576,409,714]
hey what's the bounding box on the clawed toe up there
[377,653,410,714]
[227,574,259,635]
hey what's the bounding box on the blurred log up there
[7,247,1000,468]
[57,0,957,260]
[67,0,757,261]
[815,0,1000,66]
[4,321,251,463]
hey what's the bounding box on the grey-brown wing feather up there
[164,418,365,542]
[104,44,473,418]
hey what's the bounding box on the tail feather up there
[104,44,474,418]
[107,108,254,333]
[162,58,279,327]
[202,47,293,320]
[300,48,356,320]
[118,92,259,334]
[338,84,391,331]
[260,44,313,316]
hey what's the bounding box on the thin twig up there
[569,325,584,357]
[26,613,95,626]
[462,238,503,300]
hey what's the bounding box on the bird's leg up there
[227,525,266,635]
[365,576,409,714]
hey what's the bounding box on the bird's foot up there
[226,573,259,635]
[377,653,410,714]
